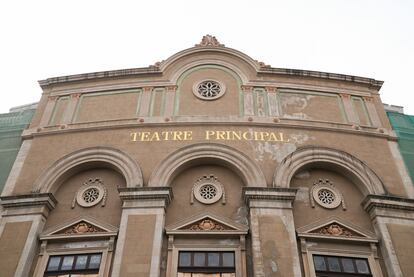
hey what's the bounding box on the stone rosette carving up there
[191,175,225,205]
[72,178,107,208]
[189,219,226,231]
[193,79,226,101]
[63,222,103,234]
[310,179,346,210]
[316,224,356,237]
[195,34,224,47]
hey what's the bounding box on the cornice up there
[243,187,297,205]
[0,193,57,211]
[118,187,173,205]
[22,117,396,141]
[362,194,414,214]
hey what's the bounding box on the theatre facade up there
[1,35,414,277]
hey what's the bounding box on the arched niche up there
[33,146,143,193]
[273,146,386,196]
[148,143,267,188]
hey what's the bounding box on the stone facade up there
[1,35,414,277]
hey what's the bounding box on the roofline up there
[38,46,384,90]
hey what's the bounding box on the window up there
[178,251,235,277]
[313,255,372,276]
[44,253,102,277]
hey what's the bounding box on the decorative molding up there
[148,143,266,188]
[297,216,378,243]
[362,194,414,214]
[166,85,178,92]
[40,215,118,241]
[187,219,230,231]
[240,85,253,92]
[0,193,57,211]
[143,86,153,92]
[313,224,357,237]
[33,146,143,193]
[192,79,226,100]
[60,221,105,234]
[339,93,351,99]
[118,187,173,206]
[191,175,225,205]
[273,146,387,196]
[243,187,297,205]
[265,86,277,93]
[195,34,224,47]
[48,95,58,101]
[166,212,247,235]
[71,93,82,99]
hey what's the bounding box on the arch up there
[159,46,261,74]
[148,143,267,187]
[33,147,143,193]
[273,146,386,196]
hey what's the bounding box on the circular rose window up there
[76,178,106,208]
[311,181,342,209]
[193,80,226,100]
[192,175,224,205]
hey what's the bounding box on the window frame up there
[44,253,103,276]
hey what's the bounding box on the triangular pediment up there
[297,216,377,242]
[166,212,248,235]
[40,215,118,240]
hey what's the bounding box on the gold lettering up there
[205,130,215,140]
[259,132,270,141]
[173,131,183,141]
[279,132,290,142]
[161,131,171,140]
[268,132,280,142]
[216,131,226,140]
[150,132,160,141]
[141,132,150,141]
[130,132,138,142]
[231,131,242,140]
[242,131,253,140]
[183,131,193,140]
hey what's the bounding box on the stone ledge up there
[243,187,297,207]
[118,187,173,206]
[362,195,414,214]
[0,193,57,211]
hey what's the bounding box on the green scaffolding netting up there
[387,112,414,184]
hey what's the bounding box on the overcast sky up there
[1,0,413,114]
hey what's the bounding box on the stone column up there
[111,187,172,277]
[363,96,382,127]
[362,195,414,277]
[243,187,302,277]
[62,93,81,124]
[0,193,56,277]
[339,93,359,124]
[241,85,254,116]
[39,95,58,127]
[266,87,280,117]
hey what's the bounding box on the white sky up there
[1,0,413,114]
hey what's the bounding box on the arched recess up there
[148,143,267,187]
[273,146,386,196]
[33,147,143,193]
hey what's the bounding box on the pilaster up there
[265,86,280,117]
[0,193,57,277]
[363,96,382,127]
[362,195,414,277]
[164,86,177,117]
[241,86,254,116]
[138,87,153,117]
[243,187,301,277]
[340,93,359,124]
[62,93,82,124]
[111,187,172,277]
[39,95,58,127]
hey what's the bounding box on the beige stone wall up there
[44,168,125,229]
[119,215,156,276]
[0,221,32,277]
[387,224,414,276]
[13,125,405,196]
[292,169,374,231]
[166,165,245,225]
